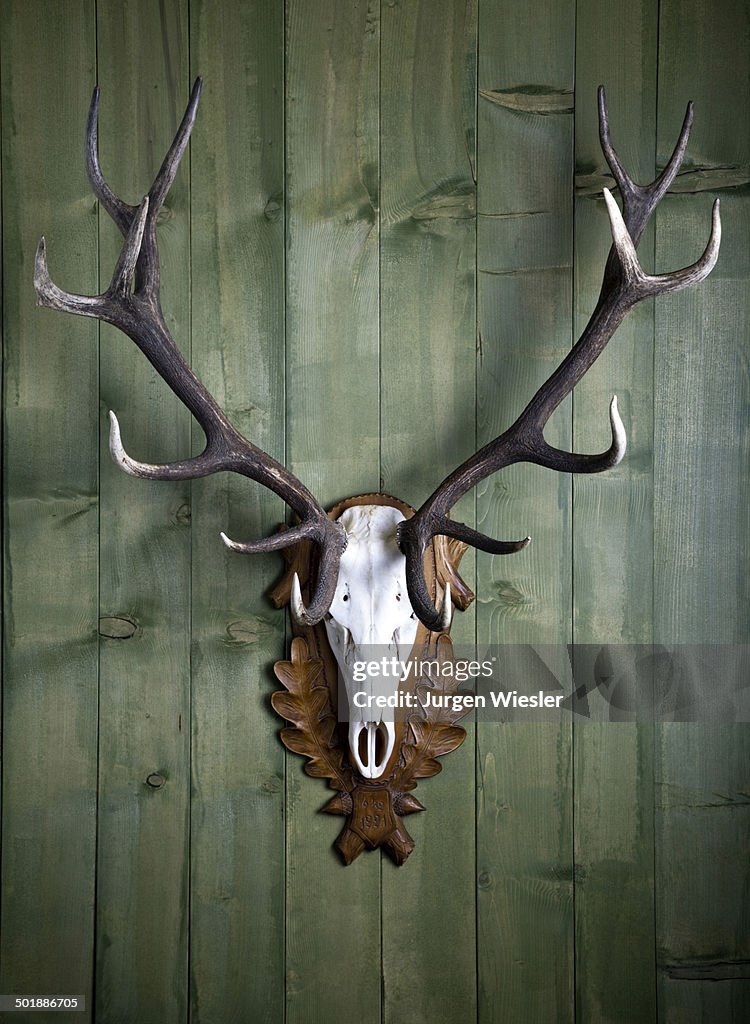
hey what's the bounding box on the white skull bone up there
[323,504,419,780]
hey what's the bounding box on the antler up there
[398,86,721,629]
[34,78,345,626]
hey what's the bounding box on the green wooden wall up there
[1,1,748,1022]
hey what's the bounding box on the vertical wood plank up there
[0,3,98,1020]
[572,4,659,1020]
[654,0,750,1020]
[573,3,658,645]
[94,2,191,1018]
[379,2,478,1021]
[475,4,576,1021]
[188,3,286,1021]
[657,724,750,1021]
[284,3,381,1021]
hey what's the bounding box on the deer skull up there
[322,505,420,779]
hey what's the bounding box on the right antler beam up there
[398,87,722,630]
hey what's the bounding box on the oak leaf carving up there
[271,637,353,793]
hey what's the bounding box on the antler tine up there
[604,188,721,299]
[86,77,203,299]
[598,85,694,246]
[34,196,150,317]
[136,76,203,298]
[108,407,233,481]
[221,520,323,554]
[110,198,150,295]
[148,77,203,216]
[36,79,346,626]
[230,524,344,627]
[399,90,722,631]
[85,85,136,233]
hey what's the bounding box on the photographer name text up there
[352,690,564,711]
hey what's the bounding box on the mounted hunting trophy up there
[35,79,720,863]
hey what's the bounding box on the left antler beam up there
[35,78,345,626]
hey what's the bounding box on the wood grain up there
[284,3,381,1021]
[572,3,659,1020]
[476,4,576,1021]
[0,2,747,1021]
[0,3,98,1020]
[379,1,478,1019]
[94,4,191,1019]
[655,7,750,1021]
[188,3,286,1022]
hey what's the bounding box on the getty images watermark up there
[350,654,563,713]
[338,645,750,723]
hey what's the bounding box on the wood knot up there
[495,582,528,607]
[224,619,270,646]
[264,195,282,222]
[173,503,191,526]
[98,615,139,639]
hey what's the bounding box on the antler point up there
[108,410,122,445]
[438,581,453,631]
[609,395,627,462]
[108,410,137,476]
[291,572,312,627]
[602,187,626,234]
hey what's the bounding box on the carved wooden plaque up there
[270,494,474,864]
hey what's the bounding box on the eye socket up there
[342,594,349,602]
[396,594,401,602]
